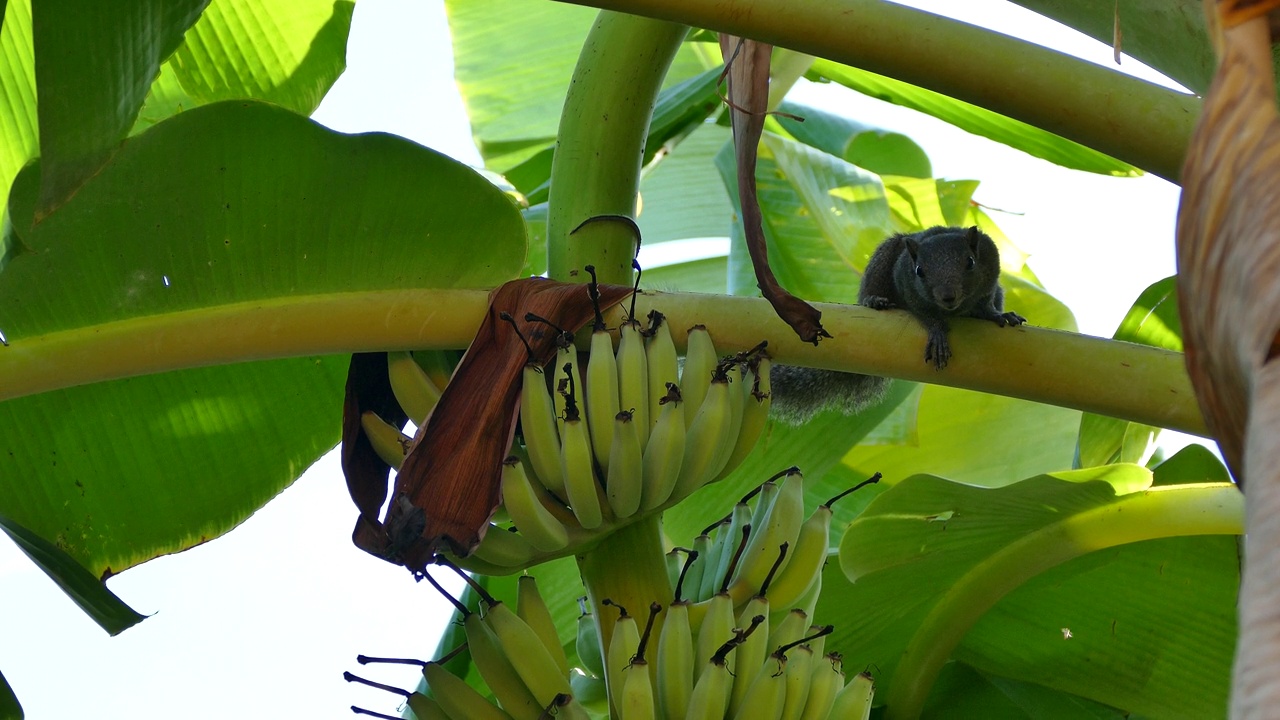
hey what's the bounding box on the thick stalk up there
[557,0,1198,182]
[884,482,1244,719]
[0,290,1207,436]
[546,12,687,284]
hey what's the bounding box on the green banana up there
[731,469,805,603]
[684,536,710,605]
[464,611,544,720]
[779,645,815,720]
[559,367,605,530]
[616,318,650,448]
[541,693,593,720]
[767,609,810,655]
[671,368,736,502]
[828,671,874,720]
[553,345,586,435]
[617,603,661,720]
[423,661,515,720]
[731,648,787,720]
[520,364,566,496]
[797,653,844,720]
[387,350,442,426]
[729,603,771,716]
[472,526,538,568]
[570,670,609,713]
[804,625,827,661]
[657,599,695,720]
[682,635,736,720]
[575,598,606,679]
[764,503,830,611]
[680,325,718,426]
[716,355,772,482]
[482,601,573,707]
[605,602,640,720]
[586,327,620,472]
[359,410,411,470]
[406,692,451,720]
[606,410,643,519]
[517,575,571,679]
[693,592,736,685]
[709,502,752,600]
[698,515,733,603]
[501,458,570,553]
[640,384,685,511]
[644,311,679,432]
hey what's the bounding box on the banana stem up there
[577,514,670,714]
[0,289,1207,436]
[546,11,687,285]
[883,482,1244,720]
[554,0,1197,182]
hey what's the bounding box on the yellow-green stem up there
[885,482,1244,720]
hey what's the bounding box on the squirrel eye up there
[966,255,976,270]
[914,264,924,278]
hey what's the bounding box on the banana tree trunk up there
[1175,2,1280,715]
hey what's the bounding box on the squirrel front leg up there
[919,315,953,369]
[970,286,1026,328]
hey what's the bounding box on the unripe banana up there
[765,503,831,610]
[798,653,844,720]
[804,624,827,661]
[698,515,733,602]
[472,526,538,568]
[671,370,736,502]
[616,319,650,448]
[360,410,411,470]
[586,328,620,472]
[570,670,609,712]
[722,361,746,459]
[729,603,771,716]
[681,325,718,426]
[828,671,874,720]
[618,603,660,720]
[780,645,815,720]
[731,649,787,720]
[683,640,734,720]
[464,611,544,720]
[645,312,680,431]
[387,350,442,426]
[657,601,695,720]
[542,693,593,720]
[517,576,571,679]
[406,691,451,720]
[768,609,810,654]
[559,371,605,529]
[684,535,710,605]
[716,355,772,481]
[731,469,805,602]
[423,661,515,720]
[606,411,644,519]
[606,604,640,720]
[693,593,736,684]
[501,458,571,553]
[553,347,586,435]
[521,364,566,495]
[640,385,685,511]
[483,601,573,707]
[575,600,606,679]
[710,502,752,601]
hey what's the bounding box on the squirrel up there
[770,225,1026,425]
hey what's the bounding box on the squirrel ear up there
[904,237,921,260]
[965,226,982,253]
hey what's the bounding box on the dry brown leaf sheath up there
[718,34,830,345]
[350,278,631,571]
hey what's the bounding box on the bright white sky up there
[0,1,1201,718]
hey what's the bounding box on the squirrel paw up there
[863,296,896,311]
[925,333,951,370]
[996,311,1027,327]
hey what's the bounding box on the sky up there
[0,1,1203,718]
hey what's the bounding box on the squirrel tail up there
[767,365,890,425]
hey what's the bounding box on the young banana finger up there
[387,350,442,426]
[472,526,540,569]
[517,575,571,679]
[780,645,815,720]
[798,653,845,720]
[483,601,573,707]
[423,661,515,720]
[644,311,679,432]
[640,384,685,511]
[465,612,544,720]
[657,600,695,720]
[617,318,650,448]
[360,410,411,470]
[606,411,644,519]
[731,469,805,602]
[828,671,874,720]
[605,602,641,720]
[586,327,620,472]
[521,364,566,495]
[671,368,736,502]
[716,355,772,482]
[680,325,718,426]
[501,458,570,553]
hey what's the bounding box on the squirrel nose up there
[937,292,959,308]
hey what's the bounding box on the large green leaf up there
[825,468,1239,717]
[445,0,710,171]
[775,99,933,179]
[922,662,1127,719]
[808,59,1142,178]
[0,667,18,720]
[31,0,208,216]
[0,101,525,580]
[0,0,34,231]
[169,0,353,115]
[636,122,733,245]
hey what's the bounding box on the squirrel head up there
[902,226,992,312]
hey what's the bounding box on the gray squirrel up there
[770,225,1026,424]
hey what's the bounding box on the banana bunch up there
[426,309,773,573]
